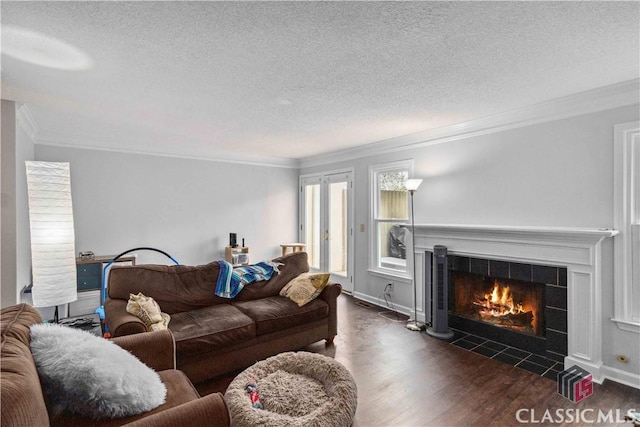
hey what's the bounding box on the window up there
[370,160,413,274]
[613,121,640,333]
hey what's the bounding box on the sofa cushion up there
[169,305,256,357]
[280,272,330,306]
[233,296,329,336]
[108,262,229,314]
[233,252,310,302]
[1,304,50,427]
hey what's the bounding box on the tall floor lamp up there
[405,178,424,332]
[26,161,78,322]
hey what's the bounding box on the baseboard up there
[564,356,640,390]
[601,365,640,390]
[352,292,413,318]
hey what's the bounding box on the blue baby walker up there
[94,247,179,333]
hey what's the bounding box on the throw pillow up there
[30,323,167,419]
[126,292,170,331]
[280,272,330,306]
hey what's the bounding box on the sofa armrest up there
[104,298,147,337]
[319,282,342,302]
[111,329,176,371]
[318,282,342,340]
[123,392,230,427]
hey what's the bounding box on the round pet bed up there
[225,352,357,427]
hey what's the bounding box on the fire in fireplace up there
[444,254,566,359]
[452,272,545,337]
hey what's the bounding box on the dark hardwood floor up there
[196,294,640,426]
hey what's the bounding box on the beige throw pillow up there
[126,292,170,332]
[280,273,330,306]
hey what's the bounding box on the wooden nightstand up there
[70,255,136,316]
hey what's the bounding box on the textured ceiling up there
[1,1,639,164]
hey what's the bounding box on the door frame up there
[299,167,355,293]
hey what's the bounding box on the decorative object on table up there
[95,247,179,321]
[30,322,167,419]
[230,233,238,248]
[225,351,357,427]
[25,161,78,323]
[280,272,330,306]
[78,251,95,261]
[126,292,170,332]
[225,245,250,266]
[404,178,425,332]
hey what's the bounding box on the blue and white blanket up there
[215,260,281,298]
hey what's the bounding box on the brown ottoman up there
[225,352,357,427]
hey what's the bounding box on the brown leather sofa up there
[0,303,230,427]
[104,252,341,383]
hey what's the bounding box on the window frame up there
[613,121,640,334]
[368,159,414,279]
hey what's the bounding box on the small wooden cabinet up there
[225,246,250,267]
[69,255,136,316]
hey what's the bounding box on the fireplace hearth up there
[446,255,567,362]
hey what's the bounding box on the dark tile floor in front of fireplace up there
[450,329,561,381]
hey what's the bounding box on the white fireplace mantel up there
[411,223,618,384]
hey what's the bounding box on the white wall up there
[1,100,18,308]
[1,101,35,308]
[35,146,299,266]
[16,114,35,300]
[301,103,640,385]
[302,105,639,302]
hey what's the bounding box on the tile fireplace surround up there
[410,224,618,384]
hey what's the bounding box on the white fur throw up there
[30,323,166,419]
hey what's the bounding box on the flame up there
[480,282,525,316]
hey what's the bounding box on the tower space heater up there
[426,245,454,339]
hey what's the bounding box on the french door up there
[300,170,354,293]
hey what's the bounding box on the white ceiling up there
[1,1,639,165]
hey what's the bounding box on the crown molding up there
[22,79,640,170]
[16,104,38,140]
[299,79,640,169]
[35,136,301,169]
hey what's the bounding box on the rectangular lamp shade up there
[26,161,77,307]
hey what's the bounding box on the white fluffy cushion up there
[30,323,167,419]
